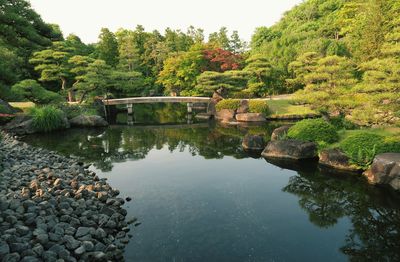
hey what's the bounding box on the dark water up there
[23,106,400,262]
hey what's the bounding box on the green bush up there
[339,132,384,168]
[329,115,357,130]
[29,105,67,132]
[11,80,63,104]
[56,103,99,119]
[248,100,269,115]
[287,118,339,144]
[216,99,241,111]
[380,136,400,154]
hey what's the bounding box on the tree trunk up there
[61,77,67,90]
[68,90,75,102]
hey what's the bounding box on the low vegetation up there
[267,99,316,118]
[287,118,339,145]
[29,105,67,132]
[215,99,241,111]
[248,100,269,115]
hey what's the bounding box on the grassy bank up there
[267,99,317,118]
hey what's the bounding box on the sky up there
[29,0,303,44]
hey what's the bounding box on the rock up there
[15,225,29,235]
[82,241,94,252]
[1,252,20,262]
[261,139,318,160]
[42,251,57,261]
[237,99,249,114]
[235,113,266,122]
[3,116,35,135]
[242,134,266,151]
[125,197,132,202]
[69,115,108,127]
[0,240,10,257]
[20,256,39,262]
[271,125,291,141]
[75,227,91,238]
[64,235,80,250]
[194,113,212,120]
[319,148,361,172]
[0,99,20,114]
[36,233,49,245]
[215,109,236,122]
[364,153,400,190]
[212,91,224,102]
[74,246,85,256]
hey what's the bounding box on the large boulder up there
[2,115,35,135]
[271,125,291,141]
[242,134,265,151]
[237,100,249,114]
[215,109,236,122]
[235,113,266,122]
[319,148,361,172]
[69,115,108,127]
[262,139,318,160]
[364,153,400,190]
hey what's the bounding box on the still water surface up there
[23,105,400,262]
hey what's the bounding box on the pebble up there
[0,133,132,261]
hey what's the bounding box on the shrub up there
[11,80,63,105]
[287,118,339,144]
[216,99,240,111]
[29,105,67,132]
[329,115,357,130]
[339,132,385,168]
[56,103,99,119]
[379,136,400,154]
[248,100,269,115]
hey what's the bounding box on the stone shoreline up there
[0,133,133,262]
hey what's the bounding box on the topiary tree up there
[195,70,249,96]
[287,118,339,145]
[11,79,63,104]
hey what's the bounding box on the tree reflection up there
[282,166,400,261]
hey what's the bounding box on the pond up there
[22,105,400,262]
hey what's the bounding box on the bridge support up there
[187,102,193,113]
[127,104,134,115]
[127,114,134,126]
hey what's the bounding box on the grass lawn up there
[9,102,35,113]
[267,99,317,117]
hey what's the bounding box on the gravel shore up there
[0,133,132,262]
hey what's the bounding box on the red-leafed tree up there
[202,48,244,72]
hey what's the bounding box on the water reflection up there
[22,122,400,261]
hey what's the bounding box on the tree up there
[203,48,243,72]
[244,55,276,96]
[208,27,230,50]
[195,70,249,96]
[97,28,119,67]
[229,30,246,54]
[29,41,75,101]
[287,52,320,91]
[157,48,206,95]
[11,79,63,104]
[294,56,357,113]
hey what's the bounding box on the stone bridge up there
[102,96,212,114]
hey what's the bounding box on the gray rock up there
[0,240,10,257]
[9,242,29,253]
[364,153,400,190]
[82,241,94,252]
[237,99,249,114]
[42,251,57,262]
[3,116,35,135]
[64,235,80,250]
[20,256,39,262]
[74,245,85,256]
[262,139,318,160]
[242,134,265,151]
[271,125,291,141]
[69,115,108,127]
[75,227,91,238]
[1,252,20,262]
[235,113,266,122]
[215,109,236,122]
[15,225,30,235]
[36,233,49,245]
[319,148,361,172]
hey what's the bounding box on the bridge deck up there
[103,96,211,106]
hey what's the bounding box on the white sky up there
[29,0,303,44]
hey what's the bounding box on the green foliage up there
[96,28,119,67]
[195,70,249,96]
[248,100,269,114]
[11,80,63,104]
[339,132,385,168]
[29,105,67,132]
[56,103,99,119]
[329,115,357,130]
[287,118,339,144]
[215,99,240,111]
